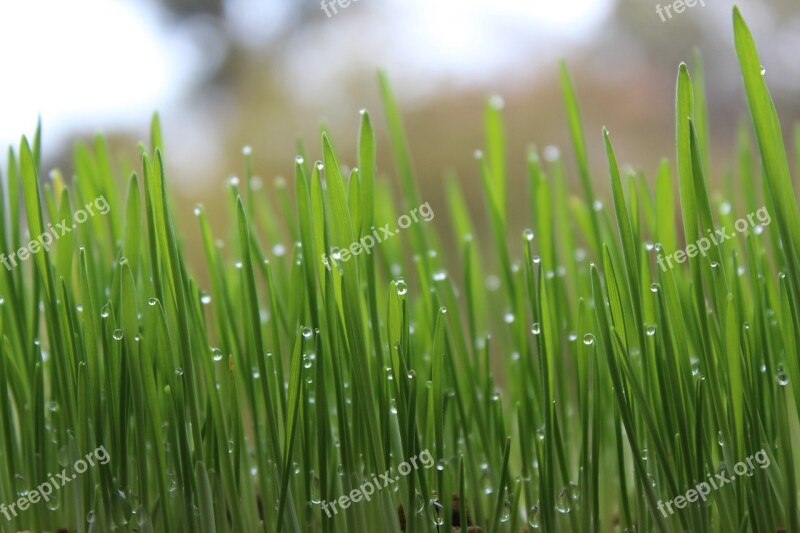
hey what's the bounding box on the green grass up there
[0,6,798,532]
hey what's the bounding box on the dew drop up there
[555,487,571,513]
[200,294,212,305]
[212,348,223,362]
[148,298,158,306]
[500,498,512,522]
[760,65,766,75]
[112,329,124,341]
[503,311,515,324]
[175,368,184,377]
[395,280,408,297]
[649,283,659,293]
[523,229,534,241]
[776,365,789,386]
[301,327,313,339]
[583,333,595,345]
[528,504,541,528]
[531,322,541,335]
[433,270,447,281]
[309,472,321,504]
[646,324,656,336]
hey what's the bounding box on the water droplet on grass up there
[523,229,534,241]
[395,279,408,297]
[212,348,223,362]
[556,488,571,513]
[583,333,595,345]
[528,504,540,528]
[777,365,789,386]
[531,322,541,335]
[500,498,512,522]
[112,329,124,341]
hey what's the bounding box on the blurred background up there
[1,0,799,254]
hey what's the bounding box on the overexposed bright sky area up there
[0,0,612,160]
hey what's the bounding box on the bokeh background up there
[1,0,799,258]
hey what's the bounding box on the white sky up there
[0,0,611,162]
